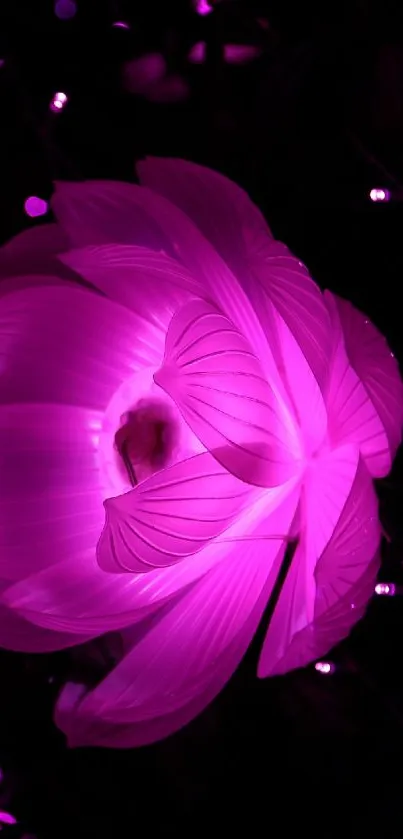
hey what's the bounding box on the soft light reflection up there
[112,21,130,29]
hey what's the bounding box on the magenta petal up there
[137,156,274,274]
[55,178,284,389]
[0,223,73,281]
[0,598,91,652]
[0,274,76,299]
[325,293,390,477]
[51,180,181,252]
[250,242,331,391]
[0,404,106,580]
[155,298,298,486]
[258,449,381,676]
[272,309,327,457]
[56,488,299,747]
[0,285,163,407]
[6,482,296,633]
[59,244,201,322]
[329,292,403,461]
[97,451,258,573]
[137,158,330,392]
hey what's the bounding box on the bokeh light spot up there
[375,582,396,596]
[369,188,390,202]
[54,0,77,20]
[194,0,213,15]
[50,91,68,112]
[314,661,335,674]
[24,196,49,218]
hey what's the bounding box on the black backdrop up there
[1,2,403,836]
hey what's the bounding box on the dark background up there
[0,1,403,836]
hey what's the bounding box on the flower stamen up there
[114,399,178,485]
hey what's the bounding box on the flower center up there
[114,399,178,486]
[97,368,205,499]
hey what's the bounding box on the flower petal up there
[271,308,327,457]
[325,293,391,477]
[137,157,331,390]
[6,480,297,633]
[52,179,287,393]
[0,598,91,652]
[136,156,274,275]
[154,298,299,486]
[258,449,380,676]
[328,291,403,461]
[56,487,300,748]
[249,243,331,392]
[0,404,106,580]
[0,223,74,281]
[0,274,76,300]
[51,180,179,252]
[59,244,201,322]
[0,285,163,407]
[97,451,258,573]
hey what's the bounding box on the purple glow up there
[24,196,48,218]
[375,582,396,596]
[188,41,207,64]
[54,0,77,20]
[194,0,213,15]
[315,661,335,674]
[223,44,262,64]
[0,812,17,827]
[122,53,166,95]
[0,158,402,749]
[50,91,68,112]
[112,21,130,30]
[146,74,190,103]
[369,187,391,202]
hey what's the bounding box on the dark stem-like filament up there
[120,441,138,487]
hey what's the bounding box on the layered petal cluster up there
[0,159,401,748]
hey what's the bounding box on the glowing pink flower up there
[0,159,401,748]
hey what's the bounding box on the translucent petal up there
[249,243,331,391]
[0,274,76,299]
[52,180,181,253]
[154,298,299,486]
[0,583,91,651]
[271,308,327,457]
[137,157,330,390]
[136,156,274,275]
[258,451,380,676]
[0,223,74,281]
[0,285,163,407]
[97,451,257,573]
[52,180,287,394]
[328,291,403,461]
[59,244,201,325]
[6,480,297,633]
[0,404,106,580]
[325,293,390,477]
[55,487,300,748]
